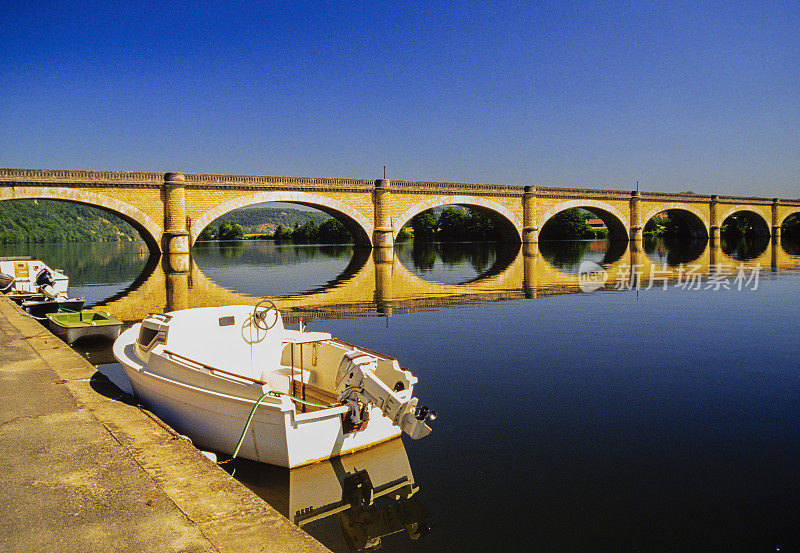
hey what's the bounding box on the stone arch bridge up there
[1,169,798,260]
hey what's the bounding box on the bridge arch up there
[718,208,771,237]
[0,187,161,252]
[393,196,522,242]
[539,199,630,240]
[780,210,800,228]
[641,204,709,238]
[189,191,374,247]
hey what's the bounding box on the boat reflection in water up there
[222,437,431,552]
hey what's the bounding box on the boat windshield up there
[137,326,160,348]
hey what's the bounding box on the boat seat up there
[259,365,314,393]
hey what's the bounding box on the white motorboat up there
[0,256,69,300]
[113,301,435,468]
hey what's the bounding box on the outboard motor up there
[336,351,434,440]
[35,268,61,300]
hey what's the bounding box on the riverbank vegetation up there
[199,217,352,243]
[407,207,494,241]
[537,208,609,240]
[643,214,685,237]
[204,206,330,235]
[720,213,771,238]
[782,213,800,239]
[643,212,706,238]
[0,199,141,243]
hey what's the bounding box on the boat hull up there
[113,323,402,468]
[121,363,401,468]
[24,298,85,318]
[47,311,123,344]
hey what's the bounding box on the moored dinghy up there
[47,308,123,344]
[113,300,436,468]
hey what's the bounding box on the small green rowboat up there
[47,309,123,345]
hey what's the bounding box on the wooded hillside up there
[0,200,141,243]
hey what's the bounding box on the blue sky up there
[1,1,798,196]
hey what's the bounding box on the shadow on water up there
[192,242,371,297]
[395,241,519,284]
[88,371,136,404]
[219,438,432,552]
[644,236,708,266]
[720,235,770,261]
[781,235,800,255]
[537,239,626,272]
[216,240,245,258]
[90,252,160,307]
[301,246,372,296]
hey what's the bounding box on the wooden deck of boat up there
[291,381,339,412]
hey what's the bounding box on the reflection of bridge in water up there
[98,239,800,323]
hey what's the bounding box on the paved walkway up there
[0,298,331,553]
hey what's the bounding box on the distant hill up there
[208,206,330,234]
[0,200,339,244]
[0,199,142,244]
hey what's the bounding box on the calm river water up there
[3,238,799,552]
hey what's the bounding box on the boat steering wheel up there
[252,299,279,331]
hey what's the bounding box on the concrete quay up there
[0,298,331,553]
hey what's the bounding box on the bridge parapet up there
[184,173,374,191]
[390,180,524,196]
[639,191,713,203]
[0,168,163,184]
[717,195,775,204]
[538,186,633,199]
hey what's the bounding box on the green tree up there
[217,221,244,241]
[198,225,217,240]
[273,224,293,240]
[396,226,413,241]
[0,199,141,243]
[317,218,351,243]
[411,211,437,241]
[292,220,319,242]
[464,208,497,240]
[438,207,469,241]
[540,208,591,239]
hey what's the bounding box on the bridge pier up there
[162,172,190,270]
[709,195,720,240]
[372,179,394,248]
[772,198,782,238]
[629,190,643,241]
[522,186,539,243]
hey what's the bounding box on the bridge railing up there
[184,173,374,191]
[0,168,163,184]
